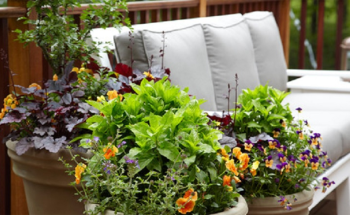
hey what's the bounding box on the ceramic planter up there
[85,195,248,215]
[247,188,314,215]
[7,140,90,215]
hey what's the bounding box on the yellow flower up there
[225,159,238,176]
[143,71,154,79]
[103,143,118,160]
[4,94,17,109]
[71,67,79,73]
[273,130,280,138]
[0,108,6,120]
[250,161,260,176]
[115,72,119,78]
[218,148,229,159]
[53,74,58,81]
[28,83,42,90]
[244,142,253,151]
[97,95,106,103]
[232,147,242,158]
[268,140,276,149]
[311,162,319,170]
[265,159,273,168]
[176,189,197,214]
[75,163,86,184]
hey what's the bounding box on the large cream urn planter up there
[247,188,314,215]
[7,140,89,215]
[85,195,248,215]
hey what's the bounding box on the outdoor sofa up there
[89,11,350,214]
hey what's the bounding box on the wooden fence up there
[3,0,333,214]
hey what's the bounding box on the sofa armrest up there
[287,69,350,80]
[287,69,350,93]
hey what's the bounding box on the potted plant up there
[208,84,334,215]
[63,76,249,214]
[2,0,130,214]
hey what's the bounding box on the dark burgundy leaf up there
[78,103,99,114]
[32,136,44,149]
[106,79,122,91]
[218,136,237,149]
[64,60,75,78]
[249,133,273,143]
[0,110,26,125]
[15,85,36,94]
[68,71,78,83]
[66,117,85,132]
[34,126,56,136]
[34,89,47,98]
[47,101,61,111]
[61,93,72,105]
[115,63,133,77]
[72,90,85,98]
[16,137,34,155]
[20,102,40,111]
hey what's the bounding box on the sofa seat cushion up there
[244,11,287,91]
[203,21,260,111]
[284,92,350,111]
[290,110,350,163]
[141,25,217,111]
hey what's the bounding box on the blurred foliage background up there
[1,0,350,70]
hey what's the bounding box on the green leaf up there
[207,166,217,181]
[196,169,209,183]
[86,100,103,111]
[184,155,196,166]
[157,144,180,162]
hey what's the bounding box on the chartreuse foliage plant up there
[65,77,242,214]
[209,85,334,210]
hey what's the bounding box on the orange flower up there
[75,163,86,184]
[103,143,118,159]
[232,147,242,158]
[238,153,250,171]
[176,189,197,214]
[219,148,229,159]
[225,159,238,176]
[107,90,123,101]
[268,140,276,149]
[223,175,232,187]
[28,83,42,90]
[53,74,58,81]
[233,176,241,183]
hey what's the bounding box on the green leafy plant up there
[15,0,130,75]
[208,84,334,210]
[64,77,242,214]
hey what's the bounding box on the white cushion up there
[203,21,260,111]
[142,24,217,111]
[244,11,287,91]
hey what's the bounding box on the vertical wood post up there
[278,0,290,66]
[335,0,344,70]
[199,0,207,17]
[0,18,11,215]
[316,0,325,70]
[298,0,307,69]
[7,0,30,214]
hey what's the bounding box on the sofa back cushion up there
[114,14,246,111]
[203,19,260,111]
[141,24,217,111]
[244,11,287,91]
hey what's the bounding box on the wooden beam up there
[278,0,290,66]
[316,0,325,70]
[299,0,307,69]
[0,18,11,215]
[199,0,207,17]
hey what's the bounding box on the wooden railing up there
[0,0,289,214]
